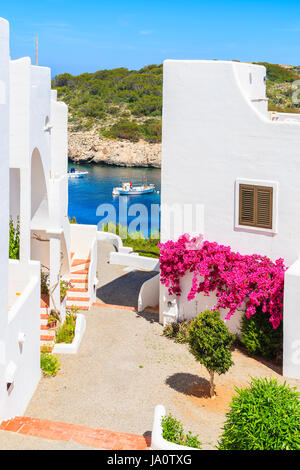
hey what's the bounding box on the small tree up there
[188,310,234,397]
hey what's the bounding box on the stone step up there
[70,268,89,276]
[66,304,89,311]
[40,339,55,349]
[40,295,50,309]
[71,259,90,268]
[70,279,88,289]
[40,341,54,353]
[0,417,150,450]
[68,289,89,298]
[40,334,55,342]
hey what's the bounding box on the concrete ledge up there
[138,273,160,312]
[151,405,199,450]
[53,314,86,354]
[110,251,159,271]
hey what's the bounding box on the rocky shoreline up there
[68,129,161,168]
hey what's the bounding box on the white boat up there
[113,181,155,196]
[68,168,88,178]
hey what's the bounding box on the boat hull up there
[118,188,155,195]
[68,172,88,178]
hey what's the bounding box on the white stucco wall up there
[4,260,41,421]
[0,15,72,420]
[0,17,10,421]
[161,60,300,378]
[161,60,300,266]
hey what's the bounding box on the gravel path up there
[21,241,300,450]
[25,303,300,450]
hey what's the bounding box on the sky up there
[1,0,300,77]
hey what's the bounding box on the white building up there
[0,17,97,421]
[160,59,300,380]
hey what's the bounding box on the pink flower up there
[159,234,286,329]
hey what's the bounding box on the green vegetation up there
[52,65,162,142]
[161,413,202,449]
[101,222,160,258]
[256,62,300,112]
[241,307,283,360]
[218,377,300,450]
[40,349,60,377]
[163,320,191,344]
[55,308,78,344]
[102,118,161,143]
[53,62,300,144]
[41,271,49,295]
[188,310,235,397]
[9,217,20,260]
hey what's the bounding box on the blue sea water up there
[68,163,161,238]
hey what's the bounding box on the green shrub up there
[163,321,191,344]
[103,120,141,142]
[141,119,162,143]
[9,217,20,260]
[55,308,78,344]
[218,377,300,450]
[188,310,234,397]
[241,307,283,360]
[40,351,60,377]
[161,413,201,449]
[41,271,50,295]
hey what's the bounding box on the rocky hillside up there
[53,62,300,168]
[68,129,161,168]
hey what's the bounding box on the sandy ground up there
[14,241,300,450]
[25,304,300,450]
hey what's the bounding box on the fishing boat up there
[113,181,155,196]
[68,168,88,178]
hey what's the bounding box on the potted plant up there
[151,405,201,450]
[47,310,60,329]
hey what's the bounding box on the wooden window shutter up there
[256,186,273,229]
[239,184,273,229]
[239,185,255,226]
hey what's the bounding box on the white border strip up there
[151,405,199,450]
[53,314,86,354]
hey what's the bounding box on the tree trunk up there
[209,370,216,398]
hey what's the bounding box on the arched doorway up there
[30,148,50,266]
[31,148,48,220]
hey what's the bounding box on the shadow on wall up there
[96,270,158,308]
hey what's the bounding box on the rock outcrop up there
[68,129,161,168]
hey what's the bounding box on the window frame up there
[235,179,278,234]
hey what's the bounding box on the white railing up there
[138,273,160,312]
[270,111,300,123]
[88,237,98,304]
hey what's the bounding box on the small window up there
[239,184,273,229]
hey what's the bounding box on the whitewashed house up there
[0,17,97,421]
[160,60,300,380]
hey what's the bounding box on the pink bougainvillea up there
[159,234,287,329]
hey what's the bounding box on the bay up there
[68,162,161,238]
